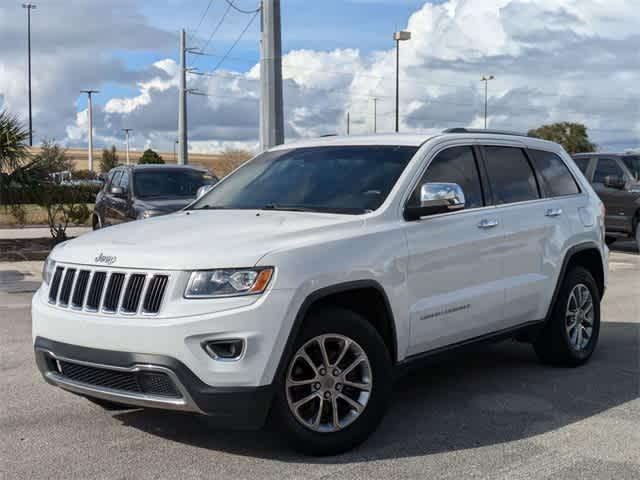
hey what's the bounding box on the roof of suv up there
[270,129,558,150]
[573,152,639,157]
[117,164,209,172]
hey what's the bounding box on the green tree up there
[31,138,74,180]
[528,122,597,154]
[138,148,164,164]
[0,110,32,198]
[100,145,119,173]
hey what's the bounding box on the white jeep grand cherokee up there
[33,129,608,455]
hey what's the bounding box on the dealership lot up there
[1,249,638,480]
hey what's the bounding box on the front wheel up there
[534,266,601,366]
[271,307,393,455]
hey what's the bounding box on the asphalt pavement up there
[1,251,638,479]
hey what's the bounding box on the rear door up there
[405,144,506,355]
[592,158,631,234]
[480,145,572,326]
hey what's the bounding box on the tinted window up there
[411,146,484,209]
[119,171,130,189]
[191,146,417,214]
[573,157,591,174]
[529,150,580,197]
[621,156,640,181]
[593,158,624,184]
[133,169,215,199]
[110,171,122,189]
[483,146,539,204]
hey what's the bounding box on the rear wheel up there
[534,267,601,366]
[272,307,393,455]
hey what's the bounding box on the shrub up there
[35,185,92,242]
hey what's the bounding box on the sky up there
[0,0,639,155]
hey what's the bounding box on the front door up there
[405,145,505,356]
[592,158,632,235]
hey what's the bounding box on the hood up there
[135,197,194,212]
[51,210,364,270]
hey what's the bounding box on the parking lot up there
[1,247,638,480]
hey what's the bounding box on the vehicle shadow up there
[113,321,639,462]
[610,239,639,255]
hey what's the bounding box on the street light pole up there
[80,90,99,171]
[22,3,36,146]
[121,129,132,165]
[481,75,495,129]
[393,31,411,133]
[373,98,378,134]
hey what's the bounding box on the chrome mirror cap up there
[420,182,465,209]
[404,182,466,221]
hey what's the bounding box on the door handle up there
[545,208,563,217]
[478,219,499,229]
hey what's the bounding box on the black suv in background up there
[573,153,640,249]
[93,164,218,229]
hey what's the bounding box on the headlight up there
[185,267,274,298]
[138,210,164,220]
[42,256,56,285]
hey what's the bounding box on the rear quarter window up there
[529,150,580,197]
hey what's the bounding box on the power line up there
[193,0,233,65]
[210,10,259,73]
[223,0,261,14]
[191,0,217,42]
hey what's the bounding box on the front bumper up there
[35,337,273,429]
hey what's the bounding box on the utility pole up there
[393,31,411,133]
[178,29,188,165]
[121,128,132,165]
[373,98,378,134]
[260,0,284,151]
[22,3,36,146]
[80,90,99,171]
[481,75,495,129]
[347,112,350,136]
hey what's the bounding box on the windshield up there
[189,146,418,214]
[622,156,640,181]
[133,170,217,199]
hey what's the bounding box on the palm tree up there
[0,110,32,201]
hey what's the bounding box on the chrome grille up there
[143,275,169,314]
[48,267,64,303]
[71,270,90,308]
[58,268,76,307]
[48,266,169,315]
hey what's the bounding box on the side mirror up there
[604,176,625,189]
[404,182,466,221]
[196,184,213,199]
[110,186,126,198]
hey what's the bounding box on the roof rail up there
[443,128,530,137]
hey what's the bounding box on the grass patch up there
[0,204,93,227]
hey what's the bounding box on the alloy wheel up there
[286,334,372,433]
[565,283,594,351]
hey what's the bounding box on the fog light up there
[203,339,244,360]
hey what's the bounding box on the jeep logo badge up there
[95,253,117,265]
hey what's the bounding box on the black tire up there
[85,396,131,411]
[534,266,601,366]
[635,225,640,253]
[271,306,393,456]
[605,236,617,246]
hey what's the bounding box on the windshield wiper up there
[261,204,368,214]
